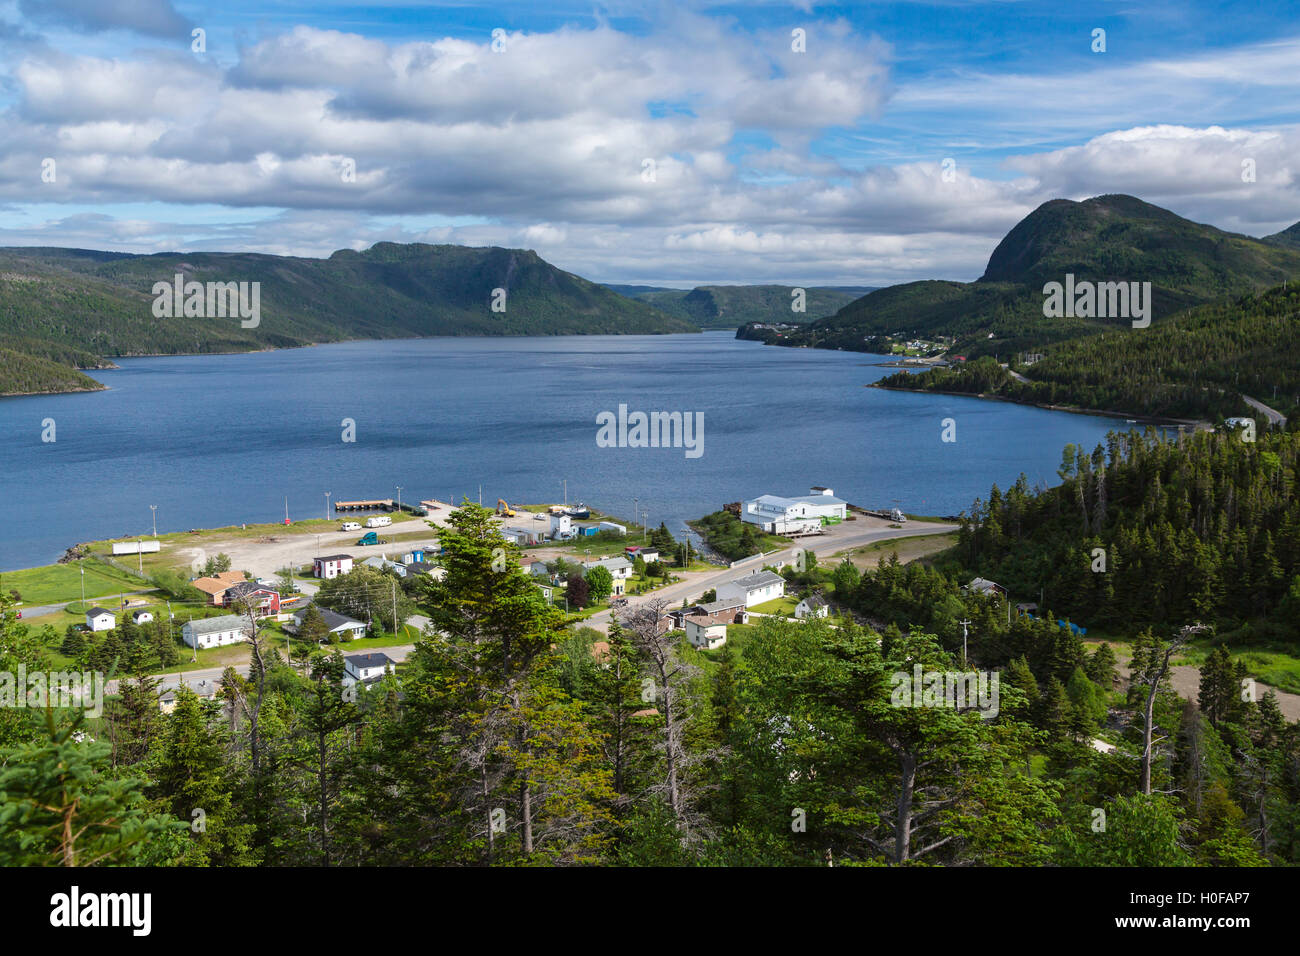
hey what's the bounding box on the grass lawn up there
[750,595,799,616]
[1178,639,1300,695]
[2,560,148,607]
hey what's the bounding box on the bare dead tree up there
[1139,622,1211,795]
[620,599,706,834]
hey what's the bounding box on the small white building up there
[343,652,395,687]
[598,521,626,535]
[361,555,407,577]
[314,554,354,579]
[549,513,573,539]
[86,607,116,632]
[740,487,848,534]
[182,614,251,649]
[131,609,155,624]
[684,613,728,650]
[625,547,660,564]
[583,555,633,579]
[795,594,829,619]
[716,570,786,608]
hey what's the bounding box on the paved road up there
[1242,395,1288,427]
[581,519,957,633]
[1001,363,1031,385]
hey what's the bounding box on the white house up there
[795,594,829,619]
[624,547,660,564]
[716,569,786,608]
[740,486,848,534]
[86,607,116,632]
[291,606,368,641]
[361,555,407,577]
[343,652,395,687]
[583,555,633,579]
[549,513,573,539]
[131,609,155,624]
[684,613,728,650]
[182,614,251,649]
[314,554,354,579]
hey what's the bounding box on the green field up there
[2,560,148,606]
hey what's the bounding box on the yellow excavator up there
[496,498,516,518]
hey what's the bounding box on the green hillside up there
[876,283,1300,422]
[0,243,697,395]
[739,195,1300,360]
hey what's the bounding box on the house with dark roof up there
[86,607,116,632]
[291,605,368,641]
[343,652,395,686]
[795,593,829,619]
[223,581,281,617]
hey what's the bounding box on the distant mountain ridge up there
[738,195,1300,358]
[0,242,697,395]
[608,283,876,328]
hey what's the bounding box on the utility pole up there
[563,479,568,507]
[284,496,290,524]
[137,540,143,575]
[79,559,85,609]
[396,486,402,513]
[959,619,972,667]
[150,504,157,537]
[392,580,398,637]
[325,491,331,521]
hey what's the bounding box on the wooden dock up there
[334,498,394,512]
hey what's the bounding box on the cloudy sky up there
[1,0,1297,286]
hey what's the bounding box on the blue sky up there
[1,0,1298,285]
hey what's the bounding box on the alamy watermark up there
[152,274,260,328]
[0,666,105,718]
[890,665,999,718]
[596,404,704,459]
[1042,274,1151,328]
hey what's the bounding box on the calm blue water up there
[0,332,1123,571]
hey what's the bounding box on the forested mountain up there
[611,283,874,328]
[738,195,1300,362]
[0,243,695,395]
[876,283,1300,421]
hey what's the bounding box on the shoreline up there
[0,328,712,399]
[869,382,1212,430]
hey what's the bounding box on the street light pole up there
[325,491,331,521]
[396,486,402,513]
[959,619,972,667]
[150,504,157,538]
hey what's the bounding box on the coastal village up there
[1,487,958,710]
